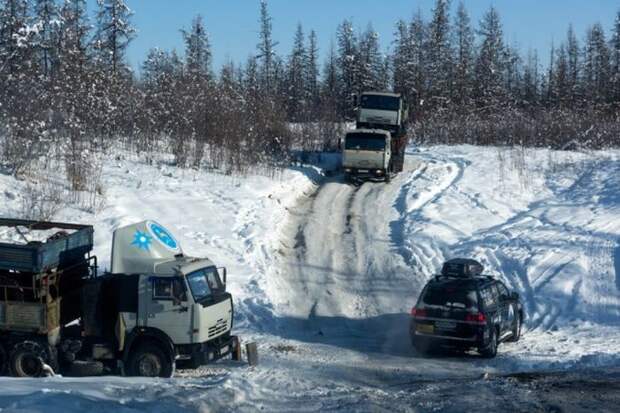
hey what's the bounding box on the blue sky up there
[91,1,619,72]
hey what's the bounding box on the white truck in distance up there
[356,91,409,138]
[342,91,410,182]
[342,129,394,182]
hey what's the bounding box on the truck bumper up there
[191,334,238,365]
[357,122,400,136]
[344,167,388,181]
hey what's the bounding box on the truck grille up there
[208,318,228,338]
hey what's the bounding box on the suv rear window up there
[421,286,478,310]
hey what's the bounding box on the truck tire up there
[68,360,104,377]
[9,341,56,377]
[127,344,174,378]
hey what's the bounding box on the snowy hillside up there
[0,145,619,411]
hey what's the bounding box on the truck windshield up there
[360,95,400,111]
[345,133,387,151]
[186,267,224,302]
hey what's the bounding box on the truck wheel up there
[128,344,174,378]
[9,341,54,377]
[68,360,104,377]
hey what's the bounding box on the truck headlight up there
[376,170,383,174]
[345,168,352,173]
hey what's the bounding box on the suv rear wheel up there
[480,328,498,358]
[507,315,522,343]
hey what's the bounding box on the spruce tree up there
[522,49,539,106]
[357,23,383,92]
[453,1,474,106]
[426,0,453,105]
[305,29,319,115]
[286,23,306,120]
[611,11,620,102]
[321,41,339,111]
[409,9,426,106]
[93,0,135,76]
[0,0,29,78]
[554,44,569,106]
[336,19,358,116]
[257,0,277,92]
[474,6,506,106]
[583,23,611,103]
[34,0,60,77]
[182,15,212,79]
[566,24,580,102]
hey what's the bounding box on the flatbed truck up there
[0,218,238,377]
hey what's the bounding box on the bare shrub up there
[171,135,189,167]
[21,178,66,221]
[68,158,106,214]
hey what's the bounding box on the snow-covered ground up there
[0,145,619,411]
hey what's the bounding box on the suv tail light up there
[465,313,487,324]
[411,307,427,318]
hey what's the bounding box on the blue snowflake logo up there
[148,222,179,250]
[132,230,153,251]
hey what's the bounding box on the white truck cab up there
[342,129,392,182]
[102,221,236,375]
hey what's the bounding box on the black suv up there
[410,258,523,358]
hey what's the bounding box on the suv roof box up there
[441,258,483,278]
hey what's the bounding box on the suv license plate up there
[358,169,369,173]
[436,321,457,330]
[417,324,434,334]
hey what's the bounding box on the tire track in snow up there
[390,153,467,280]
[272,158,434,352]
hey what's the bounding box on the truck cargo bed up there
[0,219,94,272]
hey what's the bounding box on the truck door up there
[145,276,193,344]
